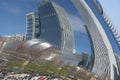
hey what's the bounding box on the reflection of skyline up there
[55,0,120,55]
[0,0,92,55]
[0,0,119,56]
[0,0,120,79]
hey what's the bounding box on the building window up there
[27,18,33,22]
[28,22,33,26]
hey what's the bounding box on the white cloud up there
[68,14,86,33]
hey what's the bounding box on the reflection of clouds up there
[0,1,22,14]
[68,14,86,33]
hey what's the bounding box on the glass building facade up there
[38,0,74,53]
[84,0,120,55]
[53,0,92,68]
[72,0,120,79]
[25,12,40,40]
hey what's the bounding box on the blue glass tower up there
[38,0,74,53]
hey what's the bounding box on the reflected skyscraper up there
[25,12,40,40]
[38,0,74,53]
[72,0,120,80]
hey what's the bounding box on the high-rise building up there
[38,0,74,53]
[25,12,40,40]
[85,0,120,54]
[72,0,120,80]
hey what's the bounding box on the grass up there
[4,61,68,76]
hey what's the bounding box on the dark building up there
[38,0,74,53]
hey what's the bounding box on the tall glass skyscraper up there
[72,0,120,80]
[38,0,74,53]
[25,12,40,40]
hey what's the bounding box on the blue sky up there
[100,0,120,34]
[0,0,39,35]
[0,0,119,54]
